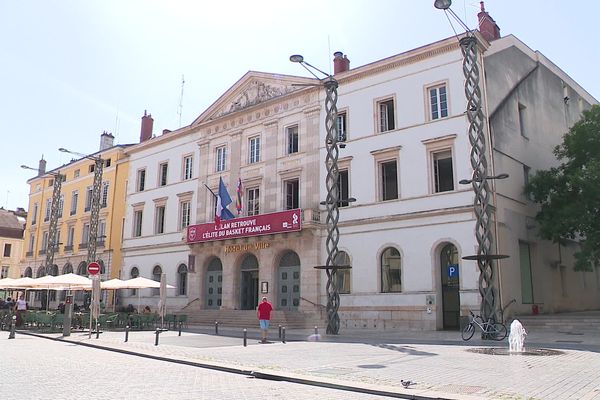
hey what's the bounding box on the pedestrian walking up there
[14,295,27,327]
[256,297,273,343]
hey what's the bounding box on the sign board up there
[186,209,301,244]
[87,262,100,275]
[447,264,459,279]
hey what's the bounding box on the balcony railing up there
[26,251,33,257]
[64,245,73,252]
[78,243,88,250]
[38,249,46,255]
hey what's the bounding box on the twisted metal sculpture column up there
[87,158,104,266]
[460,35,496,323]
[44,171,64,273]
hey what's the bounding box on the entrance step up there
[513,311,600,333]
[179,309,326,329]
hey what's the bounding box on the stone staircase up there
[513,311,600,334]
[179,308,326,329]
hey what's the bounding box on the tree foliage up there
[525,105,600,271]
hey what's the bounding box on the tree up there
[525,105,600,271]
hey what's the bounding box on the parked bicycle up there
[461,310,507,341]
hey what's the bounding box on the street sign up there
[87,262,100,275]
[447,264,459,279]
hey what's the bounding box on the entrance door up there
[278,251,301,310]
[240,254,259,310]
[441,243,460,330]
[206,258,223,309]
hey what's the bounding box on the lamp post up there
[434,0,508,330]
[22,164,64,309]
[58,148,104,266]
[290,54,350,335]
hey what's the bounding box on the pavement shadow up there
[371,343,438,356]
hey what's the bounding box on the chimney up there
[99,131,115,151]
[38,156,46,177]
[140,110,154,143]
[478,1,500,42]
[333,51,350,74]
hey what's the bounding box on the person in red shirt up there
[256,297,273,343]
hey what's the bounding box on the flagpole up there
[204,183,217,198]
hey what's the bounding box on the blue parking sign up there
[447,264,459,278]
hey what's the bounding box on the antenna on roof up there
[178,74,185,127]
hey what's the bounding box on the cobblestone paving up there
[0,335,393,400]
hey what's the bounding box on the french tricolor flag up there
[215,177,235,225]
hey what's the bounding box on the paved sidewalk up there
[20,325,600,400]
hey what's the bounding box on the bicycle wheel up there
[492,322,508,341]
[461,322,475,341]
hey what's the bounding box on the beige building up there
[0,208,26,280]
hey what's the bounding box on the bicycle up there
[461,310,507,341]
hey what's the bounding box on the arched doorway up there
[240,254,259,310]
[440,243,460,330]
[206,258,222,309]
[277,251,301,310]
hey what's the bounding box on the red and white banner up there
[186,209,301,243]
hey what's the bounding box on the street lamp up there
[290,54,349,335]
[434,0,508,330]
[21,164,64,276]
[59,148,104,266]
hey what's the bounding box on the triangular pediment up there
[192,71,317,126]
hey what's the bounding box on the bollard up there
[278,324,282,339]
[215,321,219,335]
[96,323,100,339]
[314,326,318,336]
[125,325,130,342]
[178,321,182,336]
[155,328,160,346]
[243,328,247,347]
[282,326,286,344]
[8,315,16,339]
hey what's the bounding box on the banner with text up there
[186,209,301,243]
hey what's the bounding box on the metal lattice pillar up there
[323,77,341,335]
[87,158,104,266]
[460,35,496,323]
[45,172,63,273]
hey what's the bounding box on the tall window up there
[246,187,260,216]
[378,98,395,132]
[70,191,78,215]
[380,160,398,201]
[137,169,146,192]
[1,266,8,279]
[44,199,51,221]
[81,223,90,246]
[248,136,261,164]
[28,235,34,253]
[155,205,166,234]
[381,247,402,292]
[177,264,188,296]
[334,251,351,294]
[159,162,168,186]
[152,265,162,296]
[32,202,38,225]
[216,146,227,172]
[433,150,454,192]
[179,201,191,230]
[3,243,11,257]
[97,220,106,244]
[337,112,347,142]
[84,186,93,211]
[287,125,299,154]
[66,226,75,249]
[74,169,80,178]
[284,179,299,210]
[101,182,109,208]
[130,267,139,296]
[429,84,448,120]
[133,210,143,237]
[41,231,49,253]
[57,194,64,218]
[518,103,527,138]
[519,242,534,303]
[338,169,349,207]
[183,155,193,180]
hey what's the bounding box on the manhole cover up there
[467,347,564,356]
[357,364,386,369]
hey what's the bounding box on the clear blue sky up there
[2,0,598,211]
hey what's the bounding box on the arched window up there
[240,254,259,270]
[130,267,139,296]
[49,265,59,276]
[152,265,162,296]
[279,251,300,268]
[177,264,188,296]
[76,261,87,276]
[334,251,351,294]
[63,262,73,274]
[36,266,46,278]
[24,267,32,278]
[381,247,401,293]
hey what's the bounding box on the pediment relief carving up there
[212,80,297,119]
